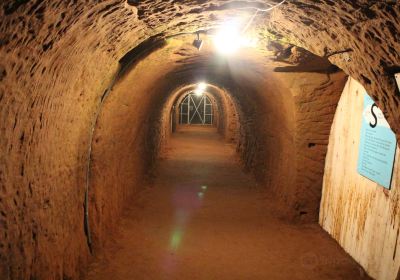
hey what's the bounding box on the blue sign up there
[357,93,397,189]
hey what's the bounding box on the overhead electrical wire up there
[241,0,287,33]
[239,0,287,12]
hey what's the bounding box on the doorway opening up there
[179,93,213,125]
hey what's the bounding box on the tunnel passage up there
[86,120,368,280]
[168,84,240,143]
[0,1,400,280]
[87,35,346,257]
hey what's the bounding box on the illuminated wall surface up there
[320,77,400,280]
[1,1,400,279]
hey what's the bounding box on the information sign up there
[357,93,397,189]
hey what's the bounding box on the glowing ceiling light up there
[210,0,287,55]
[197,82,207,91]
[213,21,242,55]
[194,89,203,96]
[194,82,207,96]
[212,20,259,55]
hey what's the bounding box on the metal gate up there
[179,94,213,125]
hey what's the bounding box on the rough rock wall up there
[231,66,296,190]
[264,1,400,139]
[320,77,400,280]
[271,70,347,221]
[1,1,399,279]
[247,45,347,222]
[0,2,150,278]
[89,50,169,251]
[216,89,239,143]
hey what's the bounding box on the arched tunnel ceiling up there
[89,35,345,233]
[0,0,399,135]
[0,1,399,279]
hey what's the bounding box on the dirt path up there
[86,126,368,280]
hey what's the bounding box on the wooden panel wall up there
[320,77,400,280]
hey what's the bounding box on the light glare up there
[213,20,259,55]
[198,82,207,91]
[194,82,207,96]
[194,89,203,96]
[213,22,241,55]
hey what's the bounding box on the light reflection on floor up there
[163,184,208,274]
[85,127,366,280]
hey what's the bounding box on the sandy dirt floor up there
[85,126,369,280]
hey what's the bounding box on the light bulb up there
[213,20,242,55]
[197,82,207,91]
[194,89,203,96]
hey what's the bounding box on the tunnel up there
[0,1,400,279]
